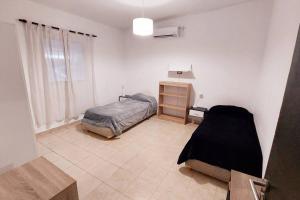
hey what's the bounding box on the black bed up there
[178,105,263,177]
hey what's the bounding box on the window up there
[69,41,86,81]
[45,39,86,82]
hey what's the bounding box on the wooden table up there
[0,157,79,200]
[230,170,263,200]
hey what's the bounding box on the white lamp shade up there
[133,18,153,36]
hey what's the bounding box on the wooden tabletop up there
[230,170,262,200]
[0,157,78,200]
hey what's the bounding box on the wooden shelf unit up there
[159,92,187,98]
[158,114,185,124]
[159,104,186,111]
[158,81,191,124]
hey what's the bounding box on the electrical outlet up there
[199,94,204,99]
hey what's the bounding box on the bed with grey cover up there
[81,93,157,138]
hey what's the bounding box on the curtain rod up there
[18,19,97,38]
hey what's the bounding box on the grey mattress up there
[82,93,157,136]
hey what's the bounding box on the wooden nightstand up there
[0,157,79,200]
[229,170,268,200]
[189,107,207,124]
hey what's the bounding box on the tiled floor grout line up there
[40,137,188,200]
[39,142,130,199]
[39,140,141,200]
[146,168,173,200]
[37,120,228,200]
[41,129,124,169]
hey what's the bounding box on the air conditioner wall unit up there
[153,26,181,38]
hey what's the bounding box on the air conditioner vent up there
[153,26,181,38]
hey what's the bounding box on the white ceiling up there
[29,0,253,29]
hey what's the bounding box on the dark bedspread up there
[177,105,263,177]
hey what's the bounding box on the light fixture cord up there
[142,0,145,17]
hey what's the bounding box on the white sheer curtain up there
[24,23,95,129]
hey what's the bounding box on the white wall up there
[0,0,125,131]
[124,0,273,112]
[0,21,37,172]
[254,0,300,175]
[1,0,296,177]
[0,0,125,106]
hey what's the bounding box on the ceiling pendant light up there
[133,0,153,36]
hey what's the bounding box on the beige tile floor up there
[36,116,228,200]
